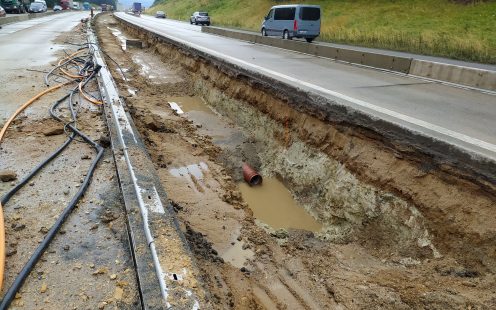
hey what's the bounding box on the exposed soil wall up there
[116,18,496,274]
[94,14,496,308]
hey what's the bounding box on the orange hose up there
[58,49,88,79]
[0,81,71,290]
[79,81,103,105]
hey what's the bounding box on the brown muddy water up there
[167,96,322,232]
[239,178,322,232]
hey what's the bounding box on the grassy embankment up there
[148,0,496,64]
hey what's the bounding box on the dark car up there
[190,11,210,26]
[28,2,45,13]
[0,6,6,17]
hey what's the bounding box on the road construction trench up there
[95,14,496,308]
[166,96,322,231]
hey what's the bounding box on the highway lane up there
[117,13,496,160]
[0,12,87,121]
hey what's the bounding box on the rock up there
[12,223,26,231]
[98,135,111,148]
[81,154,91,160]
[6,248,17,257]
[43,126,64,136]
[271,228,289,239]
[40,282,48,293]
[98,301,107,309]
[110,274,117,280]
[114,287,124,300]
[92,267,108,275]
[0,170,17,182]
[39,226,49,234]
[63,245,70,251]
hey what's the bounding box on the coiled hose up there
[0,43,104,308]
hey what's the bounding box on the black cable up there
[0,55,105,309]
[0,148,103,310]
[0,134,75,206]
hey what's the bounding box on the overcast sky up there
[118,0,154,9]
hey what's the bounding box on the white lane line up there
[117,13,496,158]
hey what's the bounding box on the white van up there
[261,5,321,43]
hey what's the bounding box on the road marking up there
[117,13,496,158]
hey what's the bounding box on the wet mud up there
[0,23,140,309]
[95,14,496,309]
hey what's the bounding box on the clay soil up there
[95,14,496,309]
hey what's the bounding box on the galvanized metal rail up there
[87,24,205,310]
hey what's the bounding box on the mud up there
[0,23,140,309]
[95,14,496,309]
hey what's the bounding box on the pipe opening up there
[249,175,262,186]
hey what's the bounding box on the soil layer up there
[95,14,496,309]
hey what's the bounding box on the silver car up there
[155,10,166,18]
[190,11,210,26]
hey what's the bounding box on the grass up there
[148,0,496,64]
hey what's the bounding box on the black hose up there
[0,148,103,310]
[0,51,105,309]
[0,134,75,206]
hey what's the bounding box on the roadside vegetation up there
[148,0,496,64]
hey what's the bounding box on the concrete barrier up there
[0,11,63,26]
[203,26,412,74]
[202,26,496,91]
[410,60,496,91]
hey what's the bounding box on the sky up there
[117,0,154,9]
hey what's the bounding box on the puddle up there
[239,178,322,232]
[169,162,209,193]
[167,96,214,114]
[131,52,182,83]
[221,240,254,268]
[107,27,127,50]
[168,96,243,146]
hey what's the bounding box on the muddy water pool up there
[167,95,322,232]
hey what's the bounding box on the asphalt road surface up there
[0,12,87,121]
[116,13,496,160]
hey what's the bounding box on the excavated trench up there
[96,14,496,309]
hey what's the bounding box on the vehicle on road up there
[0,0,29,13]
[72,1,80,10]
[82,1,89,10]
[190,11,210,26]
[261,4,321,43]
[34,0,47,9]
[60,0,72,10]
[132,2,141,16]
[155,10,166,18]
[53,4,62,11]
[0,5,6,16]
[29,1,45,13]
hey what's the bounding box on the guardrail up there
[202,26,496,92]
[0,11,66,26]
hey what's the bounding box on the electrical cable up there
[0,45,104,307]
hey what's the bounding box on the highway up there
[116,13,496,160]
[0,12,87,121]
